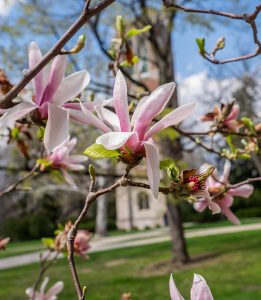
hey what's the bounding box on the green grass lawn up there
[0,230,261,299]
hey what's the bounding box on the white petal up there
[145,103,196,140]
[44,104,69,152]
[46,281,64,298]
[144,140,160,198]
[131,96,148,127]
[191,274,213,300]
[96,131,134,150]
[95,105,120,131]
[61,169,77,188]
[0,101,36,128]
[169,274,185,300]
[51,70,90,105]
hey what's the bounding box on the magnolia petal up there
[41,55,67,104]
[193,200,208,213]
[194,190,221,214]
[144,141,160,199]
[64,163,86,171]
[61,169,77,188]
[67,155,88,164]
[220,194,233,207]
[28,42,45,105]
[169,274,185,300]
[113,70,131,132]
[95,105,120,131]
[77,102,110,132]
[96,131,134,150]
[225,104,240,122]
[0,101,36,128]
[219,203,240,225]
[52,70,90,105]
[40,277,49,294]
[25,288,34,298]
[219,160,231,184]
[229,184,254,198]
[45,281,64,298]
[44,104,69,152]
[145,102,196,140]
[191,274,213,300]
[130,96,148,126]
[134,82,175,139]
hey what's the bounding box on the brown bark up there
[151,7,190,263]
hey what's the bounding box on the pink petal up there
[219,160,231,184]
[51,70,90,105]
[61,169,77,188]
[169,274,184,300]
[229,184,253,198]
[41,55,67,105]
[28,42,45,105]
[194,190,221,214]
[144,140,160,198]
[191,274,213,300]
[40,277,49,294]
[219,203,240,225]
[134,82,175,140]
[0,101,36,127]
[45,281,64,298]
[73,102,110,133]
[95,105,120,131]
[130,96,148,126]
[224,104,239,122]
[113,70,131,132]
[44,104,69,152]
[96,131,134,150]
[67,155,87,164]
[145,103,195,140]
[219,194,233,207]
[193,200,208,212]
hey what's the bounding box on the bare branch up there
[163,1,261,64]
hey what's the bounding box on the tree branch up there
[0,0,115,109]
[163,1,261,64]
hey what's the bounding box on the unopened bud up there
[216,36,225,49]
[116,15,125,40]
[255,123,261,133]
[69,35,85,54]
[89,164,96,183]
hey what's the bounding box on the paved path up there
[0,223,260,270]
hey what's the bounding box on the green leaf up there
[160,158,180,182]
[126,25,152,38]
[11,127,20,139]
[196,38,205,56]
[241,117,256,134]
[42,238,55,249]
[116,15,125,39]
[226,135,237,154]
[84,143,121,159]
[37,127,45,140]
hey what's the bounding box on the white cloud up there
[0,0,23,16]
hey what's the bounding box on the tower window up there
[138,192,150,210]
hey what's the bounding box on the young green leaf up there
[196,38,205,56]
[84,143,121,159]
[126,25,152,38]
[160,158,180,182]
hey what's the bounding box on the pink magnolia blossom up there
[0,42,90,152]
[194,160,253,224]
[0,237,10,250]
[25,277,64,300]
[74,230,92,258]
[43,137,87,187]
[78,70,195,198]
[169,273,213,300]
[223,104,240,131]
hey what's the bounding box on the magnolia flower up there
[202,102,241,132]
[73,230,92,258]
[194,160,253,224]
[169,273,213,300]
[0,237,10,250]
[42,137,87,187]
[26,277,64,300]
[0,41,90,152]
[78,70,195,198]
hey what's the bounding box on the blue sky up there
[0,0,260,82]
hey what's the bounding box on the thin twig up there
[163,1,261,64]
[0,164,39,198]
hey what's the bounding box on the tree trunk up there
[153,8,190,263]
